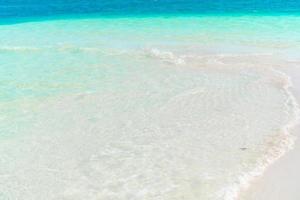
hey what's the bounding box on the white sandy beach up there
[244,64,300,200]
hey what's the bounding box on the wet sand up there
[244,64,300,200]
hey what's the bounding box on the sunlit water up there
[0,16,300,200]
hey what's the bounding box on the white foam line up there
[0,46,40,51]
[145,48,186,65]
[223,67,300,200]
[0,46,124,56]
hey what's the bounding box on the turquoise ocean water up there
[1,1,300,200]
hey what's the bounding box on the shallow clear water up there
[0,8,300,200]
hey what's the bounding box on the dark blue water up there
[1,0,300,19]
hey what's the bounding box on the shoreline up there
[1,14,300,199]
[243,64,300,200]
